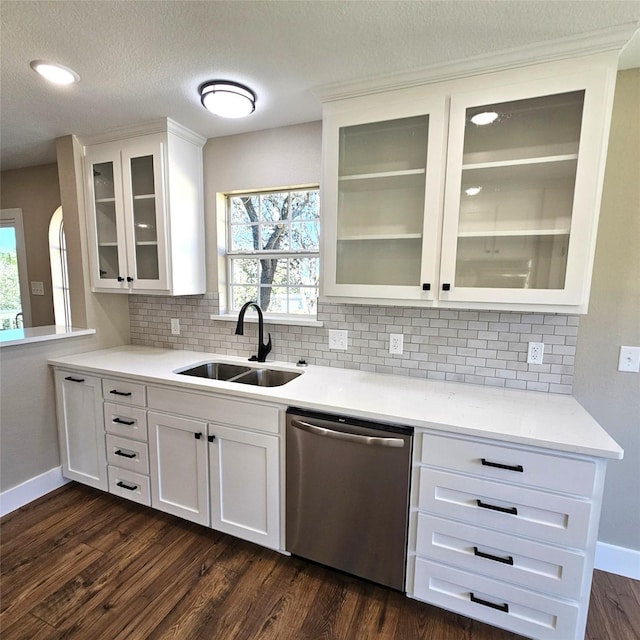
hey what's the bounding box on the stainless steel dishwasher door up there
[285,408,413,591]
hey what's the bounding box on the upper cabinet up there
[321,55,617,313]
[84,119,206,295]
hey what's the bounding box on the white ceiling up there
[1,0,639,171]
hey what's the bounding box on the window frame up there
[224,186,320,319]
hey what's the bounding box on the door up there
[0,208,32,328]
[440,69,614,307]
[322,96,446,301]
[148,411,209,525]
[54,370,107,490]
[120,137,169,292]
[208,423,280,549]
[85,146,128,290]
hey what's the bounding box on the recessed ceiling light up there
[199,80,256,118]
[464,186,483,196]
[470,111,499,126]
[30,60,79,85]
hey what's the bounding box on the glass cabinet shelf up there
[338,233,423,241]
[457,229,570,238]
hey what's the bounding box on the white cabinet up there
[407,429,607,640]
[321,54,617,313]
[84,118,206,295]
[54,370,107,491]
[208,423,280,549]
[148,411,209,526]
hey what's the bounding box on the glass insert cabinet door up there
[323,99,446,300]
[440,75,606,306]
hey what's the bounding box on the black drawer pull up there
[113,418,135,426]
[481,458,524,473]
[477,499,518,516]
[65,376,85,383]
[114,449,136,459]
[208,435,216,442]
[194,432,202,440]
[116,480,138,491]
[474,546,514,566]
[470,593,509,613]
[110,389,132,397]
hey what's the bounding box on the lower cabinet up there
[148,411,210,526]
[208,423,280,549]
[54,370,107,491]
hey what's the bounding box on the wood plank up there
[1,484,639,640]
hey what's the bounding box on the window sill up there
[209,314,323,328]
[0,326,96,348]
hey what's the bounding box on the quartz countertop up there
[49,345,623,460]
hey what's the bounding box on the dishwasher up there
[285,407,413,591]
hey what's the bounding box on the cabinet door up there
[54,370,107,490]
[148,411,209,525]
[322,97,447,301]
[120,137,169,291]
[85,146,129,290]
[440,69,614,308]
[208,424,280,549]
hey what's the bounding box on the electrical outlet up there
[389,333,404,355]
[618,346,640,372]
[328,329,348,350]
[170,318,180,335]
[527,342,544,365]
[30,281,44,296]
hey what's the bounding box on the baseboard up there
[595,541,640,580]
[0,467,70,517]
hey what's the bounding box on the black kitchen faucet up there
[234,301,272,362]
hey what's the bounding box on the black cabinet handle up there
[114,449,137,459]
[194,432,202,440]
[473,546,514,566]
[117,276,125,282]
[481,458,524,473]
[470,593,509,613]
[127,276,134,283]
[442,283,451,291]
[116,480,138,491]
[422,283,431,291]
[207,435,215,442]
[64,376,85,383]
[110,389,132,397]
[477,499,518,516]
[113,417,135,426]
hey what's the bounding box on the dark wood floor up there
[1,484,638,640]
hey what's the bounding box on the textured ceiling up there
[1,0,639,171]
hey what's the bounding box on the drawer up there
[419,468,592,548]
[420,432,596,497]
[104,402,148,441]
[413,559,579,640]
[108,466,151,506]
[106,434,150,475]
[416,513,586,598]
[102,378,146,407]
[147,386,280,434]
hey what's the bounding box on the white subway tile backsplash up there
[128,293,578,394]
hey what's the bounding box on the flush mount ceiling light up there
[199,80,256,118]
[470,111,499,126]
[30,60,79,85]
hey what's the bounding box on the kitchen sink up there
[176,362,251,380]
[231,368,302,387]
[176,362,302,387]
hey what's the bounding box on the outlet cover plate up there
[389,333,404,355]
[527,342,544,365]
[328,329,348,350]
[170,318,180,335]
[618,346,640,372]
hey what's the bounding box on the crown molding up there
[313,23,639,102]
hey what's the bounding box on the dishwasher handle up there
[290,418,406,448]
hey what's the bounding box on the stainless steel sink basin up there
[176,362,302,387]
[232,368,302,387]
[176,362,251,380]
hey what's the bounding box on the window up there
[49,207,71,326]
[227,188,320,316]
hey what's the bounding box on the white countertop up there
[0,325,96,348]
[49,345,623,460]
